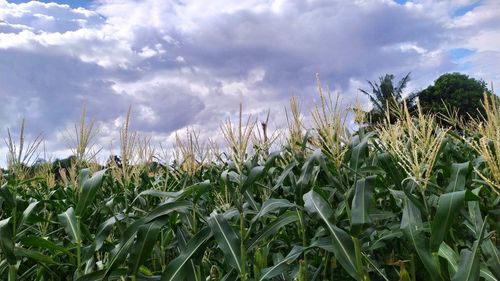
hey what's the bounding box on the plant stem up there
[240,209,247,281]
[298,209,308,280]
[8,265,16,281]
[76,216,82,277]
[353,237,369,281]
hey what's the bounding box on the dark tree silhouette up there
[417,72,493,122]
[360,73,417,124]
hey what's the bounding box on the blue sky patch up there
[8,0,90,8]
[453,1,482,17]
[450,48,475,62]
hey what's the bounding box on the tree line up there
[360,72,494,125]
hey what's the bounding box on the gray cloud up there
[0,0,499,164]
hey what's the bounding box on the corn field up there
[0,91,499,281]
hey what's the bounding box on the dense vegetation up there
[418,73,493,122]
[0,86,499,281]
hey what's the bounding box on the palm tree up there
[360,73,417,124]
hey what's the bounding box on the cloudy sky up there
[0,0,499,165]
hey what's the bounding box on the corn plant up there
[1,91,498,281]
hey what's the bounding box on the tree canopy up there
[417,72,492,121]
[360,73,417,124]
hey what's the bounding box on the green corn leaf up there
[244,190,260,211]
[0,184,15,210]
[141,201,192,226]
[438,242,497,281]
[58,207,81,244]
[430,189,478,251]
[377,152,404,189]
[452,249,479,281]
[14,246,56,265]
[401,198,441,281]
[17,200,39,232]
[132,180,210,204]
[430,162,471,251]
[128,217,168,277]
[467,200,500,279]
[444,162,470,193]
[0,217,16,265]
[272,159,298,191]
[351,176,376,236]
[259,246,305,280]
[103,201,191,279]
[297,150,322,189]
[175,228,201,281]
[451,216,488,281]
[76,269,128,281]
[349,132,373,171]
[241,166,265,193]
[94,216,118,251]
[208,213,242,272]
[161,227,212,281]
[251,199,295,223]
[220,269,239,281]
[247,211,299,252]
[264,151,281,170]
[103,231,136,279]
[76,169,107,217]
[438,242,459,275]
[486,257,500,280]
[20,236,73,256]
[480,265,497,281]
[303,190,358,280]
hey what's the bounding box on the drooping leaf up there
[103,201,191,279]
[401,198,441,281]
[0,184,15,210]
[14,246,56,265]
[251,199,295,223]
[430,190,478,251]
[444,162,470,193]
[0,217,16,265]
[103,231,137,278]
[452,249,480,281]
[20,236,72,256]
[94,216,119,251]
[76,169,107,217]
[451,217,488,281]
[351,176,376,235]
[208,213,242,272]
[17,200,39,232]
[349,132,373,172]
[76,269,128,281]
[259,246,305,280]
[247,211,299,252]
[303,190,358,279]
[175,228,201,281]
[161,227,212,281]
[241,166,265,193]
[438,242,459,275]
[128,217,168,277]
[58,207,81,244]
[297,150,322,189]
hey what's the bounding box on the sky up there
[0,0,499,166]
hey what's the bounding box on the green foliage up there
[0,98,499,281]
[418,72,492,121]
[360,73,417,124]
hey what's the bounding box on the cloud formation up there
[0,0,499,164]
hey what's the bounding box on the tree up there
[360,72,417,124]
[417,73,492,122]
